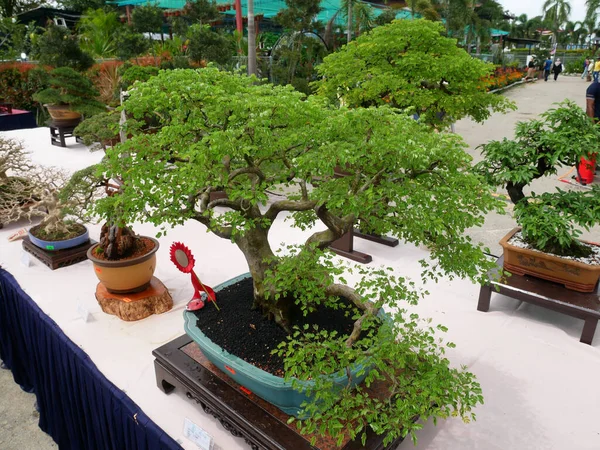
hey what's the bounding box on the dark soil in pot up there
[193,277,362,377]
[30,223,86,241]
[91,236,155,261]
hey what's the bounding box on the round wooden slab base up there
[95,276,173,321]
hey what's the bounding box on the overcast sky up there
[500,0,587,22]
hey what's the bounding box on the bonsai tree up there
[476,101,600,257]
[30,24,95,72]
[314,19,515,128]
[0,137,37,228]
[33,67,106,117]
[94,67,503,445]
[74,111,121,151]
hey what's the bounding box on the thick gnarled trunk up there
[235,227,293,331]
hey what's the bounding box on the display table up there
[0,268,180,450]
[1,127,600,450]
[0,109,37,131]
[478,256,600,344]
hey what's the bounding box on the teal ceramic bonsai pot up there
[183,273,374,417]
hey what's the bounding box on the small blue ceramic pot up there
[28,225,89,251]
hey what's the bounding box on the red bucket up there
[577,154,597,185]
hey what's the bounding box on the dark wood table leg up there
[477,284,492,312]
[329,229,372,264]
[353,229,399,247]
[580,317,598,345]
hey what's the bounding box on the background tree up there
[77,8,121,58]
[274,0,325,93]
[0,0,45,17]
[30,24,94,71]
[114,28,150,62]
[315,19,514,128]
[185,23,234,65]
[543,0,572,48]
[56,0,105,13]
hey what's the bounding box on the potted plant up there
[93,67,501,445]
[32,67,105,125]
[74,111,121,152]
[476,101,600,292]
[82,174,159,294]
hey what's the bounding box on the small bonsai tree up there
[74,111,121,151]
[33,67,106,117]
[94,67,502,445]
[476,100,600,257]
[314,19,515,128]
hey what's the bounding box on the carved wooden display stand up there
[49,119,83,147]
[22,236,96,270]
[95,276,173,321]
[154,335,407,450]
[478,256,600,344]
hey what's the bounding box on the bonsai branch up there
[264,199,317,222]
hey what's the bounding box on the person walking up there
[593,59,600,82]
[552,59,563,81]
[543,57,552,81]
[582,57,590,79]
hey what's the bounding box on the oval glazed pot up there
[28,224,89,251]
[184,273,376,418]
[87,237,159,294]
[501,227,600,292]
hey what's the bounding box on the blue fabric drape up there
[0,268,182,450]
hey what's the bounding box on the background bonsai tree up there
[33,67,106,117]
[94,67,503,445]
[476,100,600,257]
[314,19,514,128]
[0,137,37,228]
[74,111,121,151]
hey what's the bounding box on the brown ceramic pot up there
[87,237,159,294]
[500,228,600,292]
[45,105,82,125]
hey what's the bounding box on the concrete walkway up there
[0,74,595,450]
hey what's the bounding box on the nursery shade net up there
[110,0,416,26]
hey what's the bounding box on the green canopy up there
[110,0,417,26]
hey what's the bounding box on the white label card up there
[183,418,213,450]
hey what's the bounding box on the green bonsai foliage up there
[185,24,235,66]
[476,100,600,257]
[33,67,105,117]
[314,19,514,128]
[94,67,502,445]
[74,111,121,151]
[119,64,160,91]
[30,24,95,72]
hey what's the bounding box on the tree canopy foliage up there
[315,19,514,128]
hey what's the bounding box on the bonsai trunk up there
[235,227,292,332]
[506,181,526,204]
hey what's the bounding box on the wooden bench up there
[478,256,600,345]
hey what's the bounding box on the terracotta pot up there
[500,228,600,292]
[87,237,159,294]
[45,104,82,126]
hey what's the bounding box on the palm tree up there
[543,0,572,49]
